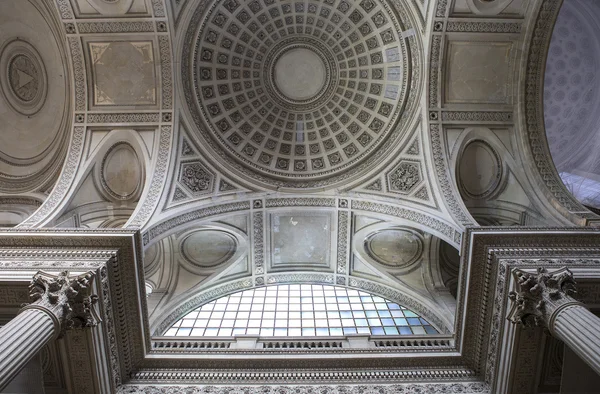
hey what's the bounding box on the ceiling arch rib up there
[517,0,600,225]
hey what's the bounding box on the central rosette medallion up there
[184,0,418,188]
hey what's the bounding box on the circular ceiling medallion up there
[0,40,47,116]
[184,0,416,188]
[181,230,237,268]
[458,140,502,200]
[364,228,423,268]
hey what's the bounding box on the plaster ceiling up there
[182,0,419,189]
[0,0,70,191]
[544,0,600,174]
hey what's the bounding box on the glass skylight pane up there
[165,328,178,336]
[302,328,315,336]
[330,327,343,335]
[316,328,329,336]
[411,326,426,335]
[165,284,438,338]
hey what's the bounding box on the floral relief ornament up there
[507,267,578,329]
[23,270,100,336]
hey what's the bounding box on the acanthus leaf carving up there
[23,271,100,337]
[507,267,580,329]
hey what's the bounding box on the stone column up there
[507,267,600,375]
[0,271,99,391]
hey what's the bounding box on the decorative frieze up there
[77,22,154,34]
[118,382,488,393]
[441,111,513,123]
[445,21,521,33]
[86,113,161,124]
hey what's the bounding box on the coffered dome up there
[181,0,420,189]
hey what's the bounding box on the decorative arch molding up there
[519,0,600,225]
[124,125,172,229]
[19,128,153,228]
[175,0,425,191]
[153,276,452,337]
[428,124,476,230]
[449,127,552,226]
[141,197,462,249]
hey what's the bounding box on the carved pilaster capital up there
[507,267,583,330]
[22,270,100,337]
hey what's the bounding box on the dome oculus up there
[185,0,415,187]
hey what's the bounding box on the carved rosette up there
[507,267,582,330]
[23,271,100,337]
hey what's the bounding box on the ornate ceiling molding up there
[179,0,424,189]
[142,196,461,248]
[14,0,176,230]
[0,1,72,194]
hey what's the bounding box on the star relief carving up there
[24,270,100,336]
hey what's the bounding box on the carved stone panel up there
[386,160,422,195]
[267,211,334,273]
[178,160,215,196]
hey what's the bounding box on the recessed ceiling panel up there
[182,0,419,188]
[268,212,333,271]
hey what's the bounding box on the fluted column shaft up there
[0,309,57,390]
[551,304,600,375]
[0,270,98,391]
[508,267,600,376]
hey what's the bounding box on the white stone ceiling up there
[544,0,600,173]
[544,0,600,209]
[0,0,71,193]
[182,0,420,189]
[0,0,599,345]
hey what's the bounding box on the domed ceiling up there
[544,0,600,209]
[0,0,70,192]
[182,0,420,189]
[544,0,600,173]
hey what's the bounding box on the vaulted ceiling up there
[0,0,598,337]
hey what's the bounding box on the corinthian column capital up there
[21,270,100,337]
[507,267,583,330]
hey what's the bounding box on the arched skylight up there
[164,284,438,337]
